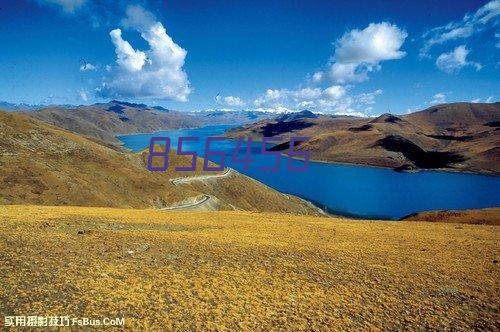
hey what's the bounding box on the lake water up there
[118,125,500,220]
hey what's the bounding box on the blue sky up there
[0,0,498,115]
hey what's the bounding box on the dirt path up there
[169,168,233,186]
[158,194,212,211]
[160,168,233,211]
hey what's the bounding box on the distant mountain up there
[0,101,42,111]
[227,102,500,174]
[11,101,279,144]
[109,100,148,109]
[0,110,321,215]
[276,110,318,122]
[26,100,204,144]
[189,109,273,125]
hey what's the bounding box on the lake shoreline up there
[118,128,498,177]
[224,134,499,177]
[287,154,500,177]
[117,127,500,220]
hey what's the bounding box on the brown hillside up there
[404,102,500,132]
[28,100,203,144]
[227,103,500,174]
[402,207,500,225]
[0,111,321,215]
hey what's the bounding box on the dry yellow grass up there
[0,205,498,330]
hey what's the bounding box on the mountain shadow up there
[376,135,466,169]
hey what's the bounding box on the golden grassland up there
[0,205,498,330]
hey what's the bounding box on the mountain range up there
[3,100,498,174]
[227,103,500,174]
[6,100,273,144]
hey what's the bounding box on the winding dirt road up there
[160,168,233,211]
[169,168,233,186]
[158,194,212,211]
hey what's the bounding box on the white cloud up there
[334,23,407,64]
[78,89,89,102]
[39,0,86,13]
[222,23,401,117]
[79,62,97,71]
[253,89,289,107]
[292,88,323,100]
[98,5,191,102]
[328,22,407,83]
[430,93,446,104]
[311,71,324,83]
[356,89,383,105]
[435,45,482,73]
[251,86,382,116]
[323,85,347,100]
[109,29,147,72]
[215,95,245,107]
[329,63,371,84]
[471,96,495,103]
[420,0,500,56]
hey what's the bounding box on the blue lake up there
[118,125,500,220]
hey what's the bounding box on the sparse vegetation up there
[0,205,498,330]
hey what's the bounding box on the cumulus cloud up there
[109,29,147,72]
[229,22,402,116]
[420,0,500,57]
[97,5,191,102]
[251,86,381,116]
[323,85,347,100]
[215,95,245,107]
[328,22,407,84]
[435,45,482,73]
[39,0,86,13]
[430,93,446,104]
